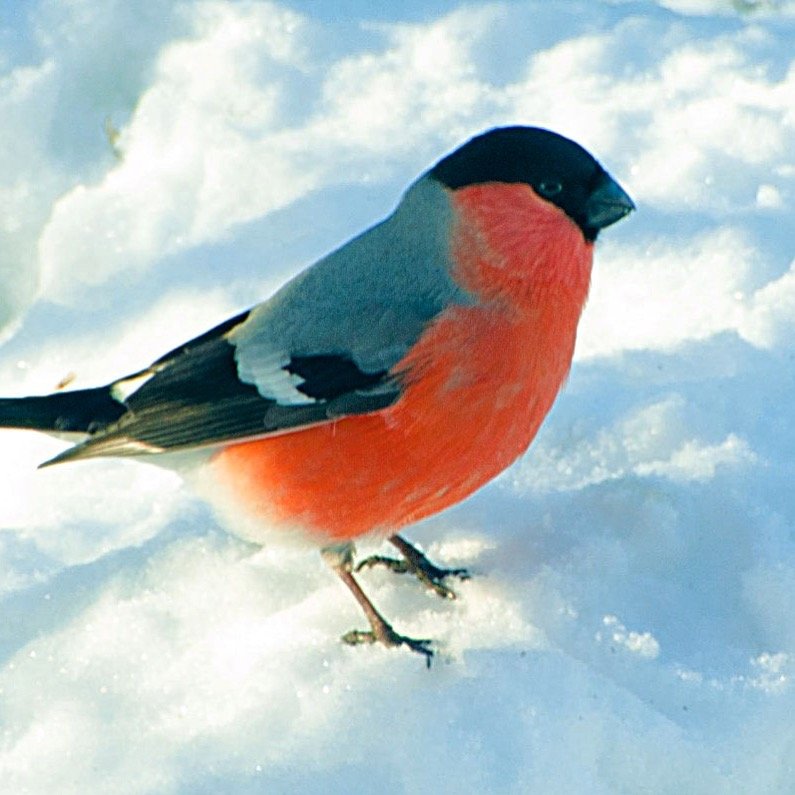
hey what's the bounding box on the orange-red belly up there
[210,303,576,542]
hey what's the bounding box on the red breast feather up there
[211,183,592,542]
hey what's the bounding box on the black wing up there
[41,314,401,466]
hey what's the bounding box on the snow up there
[1,0,794,791]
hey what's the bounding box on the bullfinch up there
[0,126,634,664]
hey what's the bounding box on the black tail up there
[0,387,126,433]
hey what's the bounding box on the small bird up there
[0,126,633,664]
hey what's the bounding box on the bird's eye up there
[537,181,563,197]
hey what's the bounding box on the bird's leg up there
[321,543,434,667]
[356,534,470,600]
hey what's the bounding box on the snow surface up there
[1,0,794,792]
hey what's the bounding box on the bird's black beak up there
[585,172,635,231]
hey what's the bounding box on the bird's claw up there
[359,540,471,600]
[355,554,410,575]
[341,627,435,668]
[413,565,469,600]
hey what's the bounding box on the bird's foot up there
[341,624,434,668]
[357,535,470,600]
[324,548,436,668]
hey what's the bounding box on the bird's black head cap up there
[429,126,634,241]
